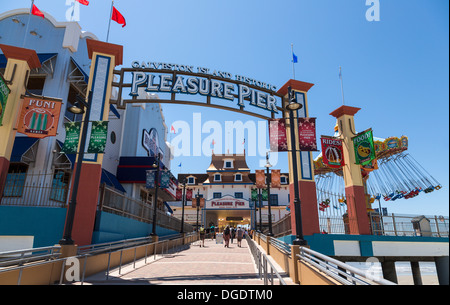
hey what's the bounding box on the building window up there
[235,174,242,181]
[214,174,221,181]
[49,170,71,203]
[3,163,28,197]
[187,177,195,184]
[224,160,233,168]
[269,194,279,206]
[27,77,45,96]
[235,192,243,199]
[213,192,222,199]
[280,176,287,184]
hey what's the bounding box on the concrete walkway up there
[77,237,266,285]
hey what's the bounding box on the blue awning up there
[0,53,57,69]
[56,140,76,169]
[70,57,89,83]
[164,201,174,214]
[10,137,39,162]
[101,169,126,193]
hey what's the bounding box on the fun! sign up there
[17,97,62,138]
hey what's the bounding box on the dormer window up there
[214,174,221,181]
[235,174,242,182]
[187,177,195,184]
[224,159,233,168]
[280,176,287,184]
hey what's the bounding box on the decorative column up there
[330,106,371,235]
[277,80,320,237]
[0,45,41,198]
[66,39,123,246]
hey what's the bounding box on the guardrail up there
[0,233,198,285]
[245,234,286,285]
[297,246,396,285]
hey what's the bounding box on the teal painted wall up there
[0,206,67,248]
[92,211,178,244]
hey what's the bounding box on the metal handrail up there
[246,234,286,285]
[297,246,396,285]
[269,237,291,255]
[0,245,61,267]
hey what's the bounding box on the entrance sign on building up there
[0,75,10,125]
[17,96,62,138]
[61,122,81,154]
[205,196,250,209]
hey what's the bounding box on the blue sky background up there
[2,0,449,216]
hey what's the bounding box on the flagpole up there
[291,43,296,80]
[106,0,114,42]
[339,66,345,105]
[22,0,34,47]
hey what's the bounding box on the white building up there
[169,152,291,231]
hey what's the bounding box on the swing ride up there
[313,132,442,224]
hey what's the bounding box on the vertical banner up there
[186,189,193,201]
[298,117,318,151]
[268,119,288,152]
[176,188,182,201]
[61,122,81,154]
[255,170,266,188]
[0,75,10,125]
[352,129,376,166]
[320,136,345,168]
[87,121,109,153]
[159,171,171,189]
[271,169,281,188]
[192,197,205,208]
[146,170,155,189]
[251,189,258,201]
[17,97,63,138]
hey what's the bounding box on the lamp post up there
[195,189,200,231]
[258,188,263,232]
[287,86,307,246]
[180,178,186,234]
[265,152,273,237]
[151,153,161,237]
[59,91,93,245]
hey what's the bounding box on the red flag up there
[75,0,89,5]
[111,6,126,28]
[171,125,176,134]
[31,4,45,18]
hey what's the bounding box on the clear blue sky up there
[3,0,449,216]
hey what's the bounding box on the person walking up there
[223,225,231,248]
[199,226,205,247]
[230,226,235,244]
[236,226,244,247]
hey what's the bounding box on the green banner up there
[61,122,81,154]
[88,121,109,153]
[251,188,268,201]
[352,129,376,166]
[0,75,11,125]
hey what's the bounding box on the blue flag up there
[292,52,298,63]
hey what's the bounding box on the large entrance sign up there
[111,61,286,120]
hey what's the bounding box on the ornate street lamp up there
[180,178,187,234]
[150,153,161,237]
[59,91,92,245]
[287,86,307,246]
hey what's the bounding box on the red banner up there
[186,189,193,201]
[17,97,62,139]
[269,119,288,152]
[255,170,266,189]
[321,136,345,168]
[271,169,281,188]
[176,188,182,201]
[298,118,318,151]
